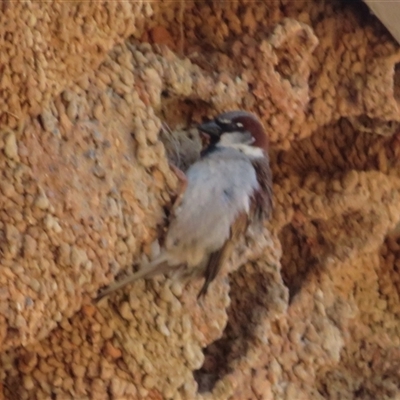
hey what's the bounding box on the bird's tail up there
[94,253,172,302]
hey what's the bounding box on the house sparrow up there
[95,110,273,301]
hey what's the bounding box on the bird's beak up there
[197,120,222,139]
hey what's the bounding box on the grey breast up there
[165,147,259,255]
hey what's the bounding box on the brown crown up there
[217,110,269,152]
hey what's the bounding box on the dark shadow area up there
[394,62,400,104]
[194,266,276,393]
[278,223,321,302]
[348,115,400,137]
[271,117,397,183]
[157,97,213,170]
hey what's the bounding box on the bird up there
[95,110,273,302]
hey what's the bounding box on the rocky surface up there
[1,0,400,399]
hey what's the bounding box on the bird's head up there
[197,110,269,156]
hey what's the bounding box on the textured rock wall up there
[1,0,400,399]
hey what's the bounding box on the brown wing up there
[168,163,188,214]
[197,212,249,299]
[252,155,273,222]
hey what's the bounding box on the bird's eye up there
[236,122,244,129]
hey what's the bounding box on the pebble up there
[34,193,50,210]
[4,131,19,160]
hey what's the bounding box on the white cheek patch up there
[236,145,264,158]
[217,132,264,159]
[219,131,253,146]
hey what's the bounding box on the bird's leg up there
[169,162,187,211]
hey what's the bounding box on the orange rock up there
[104,341,122,359]
[149,26,175,49]
[81,304,96,318]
